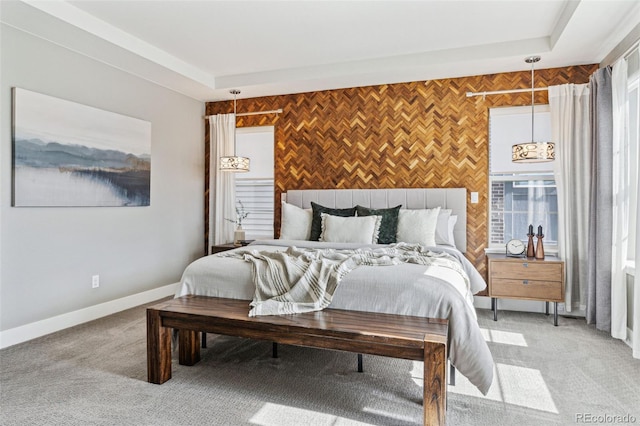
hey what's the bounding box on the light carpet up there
[1,299,638,425]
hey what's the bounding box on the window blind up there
[236,178,274,240]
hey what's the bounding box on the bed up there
[177,188,494,395]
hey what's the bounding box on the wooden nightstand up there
[210,243,238,255]
[487,253,565,326]
[210,241,255,255]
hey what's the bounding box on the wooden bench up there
[147,295,449,426]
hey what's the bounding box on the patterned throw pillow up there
[355,205,402,244]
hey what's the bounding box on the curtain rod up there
[204,108,283,118]
[466,87,548,98]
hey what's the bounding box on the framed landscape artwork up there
[12,88,151,207]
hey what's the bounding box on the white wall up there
[0,25,204,333]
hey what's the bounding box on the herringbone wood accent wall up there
[206,64,597,279]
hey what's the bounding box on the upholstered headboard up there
[284,188,467,252]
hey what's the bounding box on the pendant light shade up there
[512,142,555,162]
[220,156,250,171]
[220,89,250,172]
[512,56,555,163]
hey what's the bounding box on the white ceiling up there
[2,0,639,102]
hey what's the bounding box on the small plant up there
[226,199,249,228]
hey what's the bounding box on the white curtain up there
[611,53,640,359]
[209,114,236,245]
[631,48,640,359]
[611,59,628,341]
[549,84,591,313]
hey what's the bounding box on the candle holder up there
[535,227,545,260]
[526,224,536,259]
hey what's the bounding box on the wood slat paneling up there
[205,64,597,278]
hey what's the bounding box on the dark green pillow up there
[355,205,402,244]
[310,202,356,241]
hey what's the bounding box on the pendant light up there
[512,56,555,163]
[220,89,250,172]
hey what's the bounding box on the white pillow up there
[319,213,382,243]
[435,209,458,247]
[279,202,312,240]
[435,209,453,245]
[396,207,441,246]
[448,215,458,247]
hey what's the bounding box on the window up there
[489,106,557,249]
[491,176,558,246]
[235,126,275,240]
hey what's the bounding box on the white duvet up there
[178,239,494,395]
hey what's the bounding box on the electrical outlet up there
[92,275,100,288]
[470,192,479,203]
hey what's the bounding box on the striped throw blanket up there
[221,243,469,316]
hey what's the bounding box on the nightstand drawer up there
[491,278,563,301]
[491,261,563,282]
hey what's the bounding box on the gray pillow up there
[355,205,402,244]
[310,202,356,241]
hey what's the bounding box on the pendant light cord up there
[233,91,237,116]
[531,62,535,143]
[230,89,240,151]
[525,56,540,144]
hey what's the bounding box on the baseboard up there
[0,283,180,349]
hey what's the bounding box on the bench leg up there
[179,329,201,366]
[357,353,363,373]
[423,341,447,426]
[147,309,171,384]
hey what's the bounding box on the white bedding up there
[178,239,494,395]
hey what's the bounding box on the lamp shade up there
[220,156,250,172]
[512,142,555,162]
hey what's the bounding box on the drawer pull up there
[522,280,529,285]
[522,263,529,268]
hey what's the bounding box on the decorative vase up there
[526,224,536,258]
[234,225,245,246]
[526,234,536,258]
[535,225,545,260]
